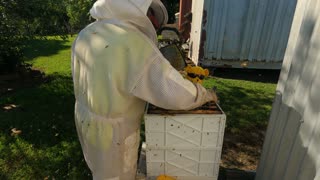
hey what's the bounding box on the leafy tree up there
[0,0,93,72]
[0,0,26,72]
[66,0,94,34]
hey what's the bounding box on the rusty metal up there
[179,0,192,41]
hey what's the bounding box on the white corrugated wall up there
[189,0,297,69]
[256,0,320,179]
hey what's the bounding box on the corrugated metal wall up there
[256,0,320,179]
[189,0,297,69]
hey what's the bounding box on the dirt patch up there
[221,128,266,171]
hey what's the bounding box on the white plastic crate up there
[144,103,226,180]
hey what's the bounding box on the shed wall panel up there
[256,0,320,179]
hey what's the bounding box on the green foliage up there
[66,0,94,34]
[0,0,25,72]
[0,0,94,72]
[1,0,93,36]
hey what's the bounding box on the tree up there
[0,0,94,72]
[66,0,94,34]
[0,0,26,72]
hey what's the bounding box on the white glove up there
[192,83,219,108]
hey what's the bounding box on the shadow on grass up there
[211,68,281,84]
[23,38,72,61]
[0,74,91,179]
[216,80,274,134]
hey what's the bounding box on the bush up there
[0,0,25,72]
[66,0,94,34]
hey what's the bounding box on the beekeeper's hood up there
[90,0,168,43]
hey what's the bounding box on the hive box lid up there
[146,101,225,115]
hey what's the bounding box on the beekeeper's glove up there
[194,83,219,105]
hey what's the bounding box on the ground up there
[0,36,279,179]
[213,68,280,171]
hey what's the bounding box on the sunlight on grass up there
[24,36,76,76]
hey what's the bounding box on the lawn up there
[0,36,91,179]
[0,36,277,179]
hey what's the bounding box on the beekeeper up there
[71,0,218,179]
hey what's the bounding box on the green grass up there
[23,36,73,76]
[0,36,277,179]
[203,78,276,133]
[0,36,91,179]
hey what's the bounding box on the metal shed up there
[187,0,297,69]
[256,0,320,179]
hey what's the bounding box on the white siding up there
[189,0,297,69]
[256,0,320,179]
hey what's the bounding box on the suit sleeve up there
[130,54,214,110]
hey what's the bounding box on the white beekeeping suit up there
[71,0,218,179]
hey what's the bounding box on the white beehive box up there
[144,102,226,180]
